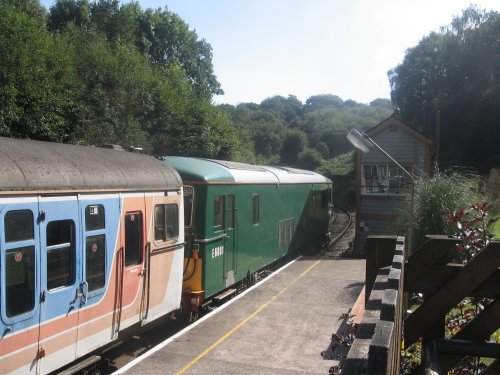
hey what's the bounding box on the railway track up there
[321,205,355,258]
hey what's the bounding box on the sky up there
[40,0,500,106]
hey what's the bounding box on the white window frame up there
[361,164,413,195]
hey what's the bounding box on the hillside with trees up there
[389,5,500,173]
[0,0,248,160]
[1,1,498,186]
[219,95,392,169]
[0,0,392,181]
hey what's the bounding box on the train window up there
[214,196,224,230]
[252,194,259,225]
[154,204,179,241]
[125,212,143,266]
[183,187,194,228]
[5,210,34,243]
[84,204,106,292]
[154,205,165,241]
[227,195,235,229]
[166,205,179,239]
[5,246,35,317]
[86,235,105,291]
[46,220,75,290]
[85,204,105,231]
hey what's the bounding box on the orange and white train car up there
[0,137,184,374]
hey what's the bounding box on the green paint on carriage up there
[163,157,332,300]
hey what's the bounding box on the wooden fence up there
[342,235,500,374]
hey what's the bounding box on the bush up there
[393,168,484,250]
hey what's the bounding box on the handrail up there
[195,233,228,244]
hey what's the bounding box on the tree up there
[280,129,308,165]
[297,148,322,170]
[0,2,78,141]
[315,141,330,159]
[89,0,140,44]
[389,6,500,171]
[48,0,91,32]
[260,95,303,127]
[2,0,46,22]
[304,94,344,112]
[137,7,222,98]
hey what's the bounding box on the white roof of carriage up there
[162,157,331,185]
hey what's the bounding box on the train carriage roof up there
[162,156,331,184]
[0,137,182,192]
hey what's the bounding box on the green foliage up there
[136,6,222,98]
[389,6,500,171]
[0,0,391,168]
[314,141,329,159]
[0,2,77,141]
[0,0,248,159]
[297,148,322,170]
[222,94,392,167]
[280,129,308,165]
[394,169,484,250]
[48,0,91,32]
[317,152,355,178]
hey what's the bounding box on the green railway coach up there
[162,157,333,319]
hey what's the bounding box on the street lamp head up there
[346,129,373,153]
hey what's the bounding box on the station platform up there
[115,255,365,375]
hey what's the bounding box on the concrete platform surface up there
[121,256,365,375]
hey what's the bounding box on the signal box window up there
[125,212,143,266]
[154,204,179,241]
[4,210,35,317]
[252,194,259,225]
[361,164,413,194]
[46,220,75,290]
[214,196,224,230]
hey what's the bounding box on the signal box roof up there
[0,137,182,192]
[162,156,331,184]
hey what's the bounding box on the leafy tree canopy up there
[389,5,500,171]
[1,0,394,178]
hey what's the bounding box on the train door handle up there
[79,281,89,305]
[3,326,12,337]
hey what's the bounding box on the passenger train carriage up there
[0,137,184,374]
[162,157,332,318]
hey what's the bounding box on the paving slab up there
[123,256,365,375]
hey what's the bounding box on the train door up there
[115,194,146,333]
[38,196,82,373]
[76,200,110,357]
[224,194,237,287]
[0,200,41,374]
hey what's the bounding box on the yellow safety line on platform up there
[175,258,323,375]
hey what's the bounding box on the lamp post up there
[347,129,415,254]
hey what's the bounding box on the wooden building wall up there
[355,116,432,254]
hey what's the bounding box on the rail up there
[330,205,353,245]
[342,235,500,374]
